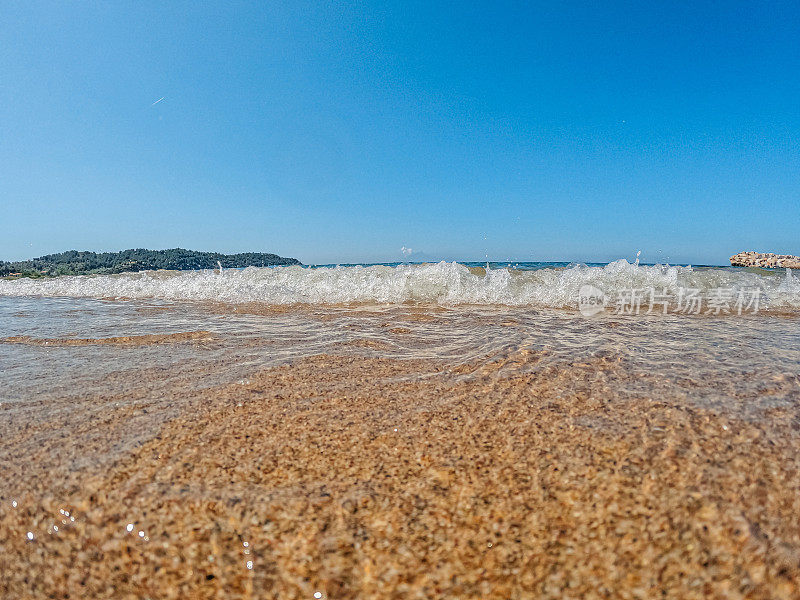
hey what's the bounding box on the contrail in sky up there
[150,97,165,106]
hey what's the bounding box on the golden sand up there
[1,353,799,598]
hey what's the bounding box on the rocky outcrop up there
[730,251,800,269]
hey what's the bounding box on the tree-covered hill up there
[0,248,301,278]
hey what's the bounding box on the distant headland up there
[730,251,800,269]
[0,248,301,278]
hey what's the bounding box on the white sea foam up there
[1,261,799,310]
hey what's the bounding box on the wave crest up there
[1,260,799,311]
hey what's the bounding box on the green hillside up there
[0,248,301,278]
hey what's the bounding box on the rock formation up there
[730,251,800,269]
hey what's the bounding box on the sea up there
[1,259,798,464]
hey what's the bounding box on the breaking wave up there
[1,261,799,311]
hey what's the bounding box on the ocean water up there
[1,261,798,454]
[0,260,800,414]
[1,260,799,310]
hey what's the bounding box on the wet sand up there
[0,330,216,346]
[2,349,799,599]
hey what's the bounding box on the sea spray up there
[1,260,799,311]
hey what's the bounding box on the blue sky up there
[1,1,798,265]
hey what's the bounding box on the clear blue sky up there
[2,1,798,265]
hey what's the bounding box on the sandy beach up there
[1,302,799,598]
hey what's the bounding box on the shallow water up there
[1,293,798,418]
[1,262,798,461]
